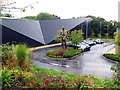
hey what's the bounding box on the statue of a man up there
[60,26,67,49]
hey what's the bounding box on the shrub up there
[2,67,15,88]
[103,53,120,61]
[66,47,74,51]
[46,47,83,58]
[63,51,74,58]
[111,62,120,88]
[72,50,82,55]
[1,43,14,65]
[14,44,31,67]
[115,42,120,46]
[2,66,40,88]
[46,50,55,56]
[74,76,93,88]
[55,50,64,56]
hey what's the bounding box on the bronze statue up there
[60,26,67,49]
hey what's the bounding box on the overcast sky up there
[5,0,120,21]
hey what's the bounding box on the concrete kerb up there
[102,47,120,63]
[30,41,71,51]
[101,55,118,63]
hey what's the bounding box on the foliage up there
[86,75,119,88]
[2,66,40,88]
[0,43,15,65]
[36,12,60,20]
[115,42,120,46]
[82,15,118,39]
[54,30,84,46]
[46,48,64,58]
[21,16,37,20]
[103,53,120,61]
[14,44,31,67]
[63,50,74,58]
[46,47,82,58]
[63,49,82,58]
[21,12,61,20]
[111,62,120,88]
[68,30,84,45]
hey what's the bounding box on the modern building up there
[1,18,91,47]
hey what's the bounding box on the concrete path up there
[107,48,115,54]
[32,42,115,79]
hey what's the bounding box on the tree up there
[21,16,37,20]
[36,12,60,20]
[68,30,83,45]
[84,15,117,38]
[21,12,61,20]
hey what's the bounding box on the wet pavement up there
[32,42,115,79]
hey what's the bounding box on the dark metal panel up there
[39,18,86,44]
[2,19,45,44]
[2,25,43,47]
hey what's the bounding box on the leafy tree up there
[79,15,118,39]
[36,12,60,20]
[21,16,37,20]
[68,30,83,45]
[21,12,61,20]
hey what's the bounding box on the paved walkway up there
[107,48,115,54]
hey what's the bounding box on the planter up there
[45,53,84,61]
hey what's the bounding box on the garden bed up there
[45,47,84,60]
[103,53,120,62]
[45,52,84,60]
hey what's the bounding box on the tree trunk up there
[115,28,120,56]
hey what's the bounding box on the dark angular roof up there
[2,18,90,46]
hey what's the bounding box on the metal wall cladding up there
[2,19,45,44]
[2,18,88,47]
